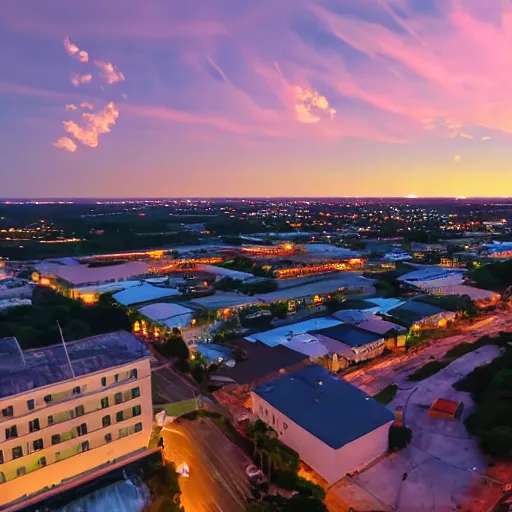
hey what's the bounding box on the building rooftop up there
[387,299,450,326]
[39,261,149,287]
[0,331,150,399]
[215,339,307,385]
[113,281,182,306]
[314,324,385,347]
[137,302,193,328]
[253,365,394,449]
[332,310,406,335]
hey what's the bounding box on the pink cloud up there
[63,101,119,148]
[52,137,78,152]
[63,37,88,63]
[94,60,125,85]
[70,73,92,87]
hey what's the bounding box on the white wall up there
[0,359,152,507]
[251,393,392,485]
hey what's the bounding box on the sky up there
[1,0,512,198]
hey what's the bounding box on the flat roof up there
[0,331,150,399]
[314,324,384,347]
[40,261,149,287]
[253,365,394,449]
[113,281,182,306]
[138,302,193,328]
[215,339,307,385]
[246,318,342,347]
[387,299,451,325]
[188,292,261,310]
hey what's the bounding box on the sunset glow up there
[1,0,511,197]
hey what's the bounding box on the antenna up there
[57,321,75,379]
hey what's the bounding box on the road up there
[161,418,252,512]
[344,309,512,395]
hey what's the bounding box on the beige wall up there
[251,393,392,485]
[0,358,152,507]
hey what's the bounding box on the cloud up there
[62,101,119,148]
[63,37,88,63]
[459,132,474,139]
[294,86,336,124]
[454,154,461,162]
[94,60,125,85]
[52,137,78,152]
[80,102,94,110]
[65,104,77,111]
[481,136,492,141]
[70,73,92,87]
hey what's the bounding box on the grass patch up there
[148,425,162,449]
[373,384,399,405]
[407,360,449,381]
[153,398,199,418]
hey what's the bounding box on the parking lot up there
[330,346,505,511]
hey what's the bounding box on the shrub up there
[272,470,325,500]
[389,425,412,451]
[154,335,190,360]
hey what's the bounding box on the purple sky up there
[1,0,511,197]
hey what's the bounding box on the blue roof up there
[314,324,383,347]
[253,365,394,449]
[113,282,181,306]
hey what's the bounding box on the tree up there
[155,335,190,360]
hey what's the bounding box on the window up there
[114,374,119,383]
[5,425,18,440]
[75,405,85,417]
[0,450,3,464]
[44,394,52,403]
[73,386,81,395]
[51,434,61,445]
[27,399,35,411]
[114,393,122,405]
[101,376,107,387]
[134,422,143,433]
[119,427,129,438]
[16,467,26,477]
[77,423,88,436]
[29,418,40,433]
[55,452,61,462]
[102,415,111,427]
[104,433,112,443]
[81,441,90,452]
[116,411,124,422]
[2,406,13,417]
[48,415,54,426]
[12,446,23,459]
[38,457,47,467]
[130,368,138,379]
[132,405,141,417]
[101,397,109,409]
[283,422,288,430]
[0,472,5,484]
[131,387,140,399]
[33,438,44,451]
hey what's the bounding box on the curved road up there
[161,418,251,512]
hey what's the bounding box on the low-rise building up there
[387,299,456,330]
[0,331,152,508]
[251,365,394,484]
[314,323,389,365]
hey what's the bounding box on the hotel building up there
[0,331,152,508]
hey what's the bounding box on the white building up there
[0,331,153,508]
[251,365,395,484]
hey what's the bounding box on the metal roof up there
[253,365,394,449]
[313,324,384,347]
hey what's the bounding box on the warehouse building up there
[251,365,395,484]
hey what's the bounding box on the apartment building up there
[0,331,153,508]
